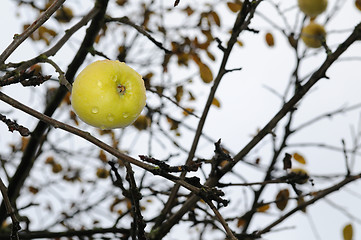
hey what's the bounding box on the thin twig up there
[174,0,180,7]
[0,113,30,136]
[294,102,361,131]
[123,162,147,240]
[205,200,237,240]
[107,16,172,54]
[40,57,72,92]
[286,142,361,156]
[151,0,262,233]
[0,0,110,224]
[0,91,219,198]
[0,4,99,83]
[255,174,361,237]
[0,227,130,239]
[324,198,361,224]
[152,21,361,240]
[229,22,361,171]
[148,88,199,118]
[0,177,20,240]
[43,6,100,58]
[341,139,351,176]
[0,0,66,63]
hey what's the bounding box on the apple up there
[71,60,146,129]
[301,21,326,48]
[298,0,327,17]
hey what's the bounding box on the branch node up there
[0,114,30,136]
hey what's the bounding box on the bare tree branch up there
[0,178,20,240]
[107,16,172,54]
[0,0,66,64]
[0,0,110,223]
[255,173,361,237]
[150,21,361,240]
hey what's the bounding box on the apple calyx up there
[117,84,126,95]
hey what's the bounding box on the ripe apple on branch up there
[71,60,146,129]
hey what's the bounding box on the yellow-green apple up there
[301,21,326,48]
[298,0,327,17]
[71,60,146,129]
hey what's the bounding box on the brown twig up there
[106,16,172,54]
[255,173,361,237]
[0,91,163,175]
[151,0,262,233]
[205,200,237,240]
[0,114,30,136]
[123,163,146,240]
[150,21,361,240]
[0,0,66,64]
[40,57,72,92]
[209,139,234,177]
[109,161,147,240]
[225,22,361,174]
[148,88,200,118]
[0,67,51,87]
[0,4,99,84]
[187,0,260,169]
[0,0,110,224]
[294,102,361,131]
[239,110,295,234]
[0,227,130,239]
[43,6,100,58]
[139,155,201,172]
[0,178,20,240]
[174,0,180,7]
[0,91,226,202]
[341,139,351,176]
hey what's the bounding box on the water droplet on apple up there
[97,80,103,88]
[112,75,117,82]
[91,107,99,114]
[107,114,114,122]
[122,112,129,118]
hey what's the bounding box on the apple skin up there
[71,60,146,129]
[301,22,326,48]
[298,0,327,17]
